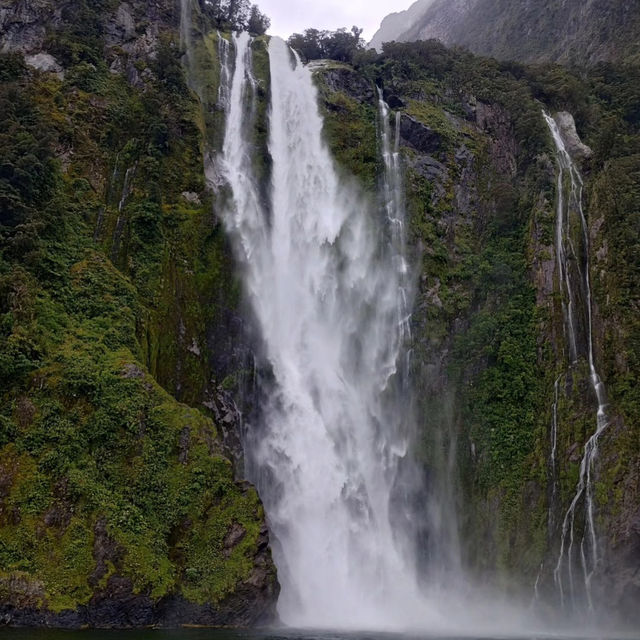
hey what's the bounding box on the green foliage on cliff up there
[288,27,365,64]
[0,9,272,615]
[344,38,640,586]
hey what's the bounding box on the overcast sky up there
[256,0,407,41]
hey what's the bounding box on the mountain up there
[368,0,435,52]
[370,0,640,65]
[1,0,640,631]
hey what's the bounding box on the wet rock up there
[475,101,517,176]
[178,427,191,464]
[408,154,448,182]
[319,66,376,104]
[555,111,593,161]
[121,363,144,379]
[386,94,405,109]
[188,338,201,356]
[182,191,202,205]
[24,52,63,74]
[43,504,71,530]
[223,522,247,557]
[90,519,122,588]
[399,113,443,155]
[204,388,244,474]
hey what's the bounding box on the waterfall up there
[377,88,460,582]
[179,0,194,84]
[221,34,438,629]
[543,112,609,612]
[378,88,412,352]
[217,32,232,111]
[549,374,562,531]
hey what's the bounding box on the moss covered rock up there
[0,0,277,629]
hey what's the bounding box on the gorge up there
[0,0,639,634]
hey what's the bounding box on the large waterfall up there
[220,33,434,629]
[543,113,609,612]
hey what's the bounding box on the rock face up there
[0,519,278,629]
[0,0,279,629]
[24,52,63,74]
[368,0,436,51]
[555,111,593,160]
[320,66,376,104]
[0,0,52,54]
[0,0,179,84]
[399,114,443,155]
[316,36,640,626]
[370,0,640,65]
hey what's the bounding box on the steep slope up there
[0,0,278,627]
[371,0,640,66]
[368,0,435,53]
[1,0,640,630]
[315,40,640,625]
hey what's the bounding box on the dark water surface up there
[2,629,637,640]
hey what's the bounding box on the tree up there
[288,29,325,61]
[247,4,270,36]
[201,0,269,33]
[287,26,365,64]
[225,0,250,29]
[323,26,364,63]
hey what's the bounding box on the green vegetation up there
[318,83,378,190]
[197,0,270,36]
[0,0,272,617]
[1,0,639,616]
[288,27,365,64]
[315,36,640,587]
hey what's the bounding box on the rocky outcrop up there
[399,114,443,156]
[24,52,63,74]
[555,111,593,161]
[0,517,277,629]
[319,66,376,104]
[0,0,179,83]
[0,0,53,54]
[371,0,640,66]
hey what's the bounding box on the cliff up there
[370,0,640,66]
[315,39,640,625]
[0,0,278,628]
[1,0,639,630]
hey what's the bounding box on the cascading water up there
[549,374,562,530]
[221,34,439,629]
[543,112,609,612]
[179,0,195,85]
[378,88,412,364]
[217,32,232,111]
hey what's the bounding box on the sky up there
[255,0,408,41]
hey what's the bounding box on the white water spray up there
[221,34,438,629]
[544,112,608,611]
[378,88,412,352]
[217,32,232,110]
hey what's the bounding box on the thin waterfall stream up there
[543,113,609,612]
